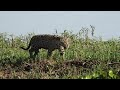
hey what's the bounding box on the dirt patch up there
[21,59,103,73]
[0,59,119,79]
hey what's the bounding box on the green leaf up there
[85,75,92,79]
[109,70,114,78]
[92,73,99,78]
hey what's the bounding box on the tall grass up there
[0,26,120,63]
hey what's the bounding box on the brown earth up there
[0,59,120,79]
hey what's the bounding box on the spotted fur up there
[20,34,70,59]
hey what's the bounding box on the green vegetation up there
[0,26,120,79]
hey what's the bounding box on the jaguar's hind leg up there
[33,49,39,61]
[47,49,53,60]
